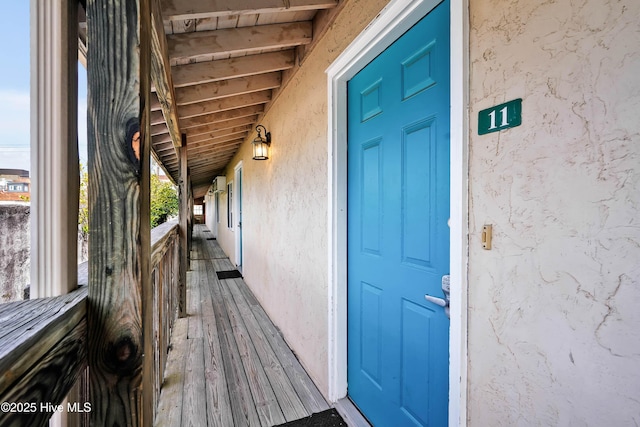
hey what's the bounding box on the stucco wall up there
[0,204,30,302]
[468,0,640,424]
[215,0,389,398]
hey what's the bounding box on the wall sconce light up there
[252,125,271,160]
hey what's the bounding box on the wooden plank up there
[225,279,309,421]
[179,92,270,120]
[219,279,286,426]
[177,73,281,106]
[189,127,251,144]
[256,10,316,25]
[153,132,172,144]
[188,153,240,169]
[86,4,152,426]
[150,109,166,126]
[201,259,234,427]
[185,116,259,137]
[187,139,244,154]
[237,13,259,27]
[152,122,169,136]
[212,258,236,272]
[208,271,261,426]
[171,18,196,34]
[150,220,179,267]
[168,22,312,63]
[155,142,175,153]
[236,281,330,413]
[181,339,207,427]
[151,0,182,149]
[195,17,218,32]
[187,269,203,339]
[0,319,87,427]
[161,0,338,21]
[179,141,189,318]
[172,50,295,88]
[216,14,239,30]
[154,318,188,427]
[143,5,157,422]
[298,0,347,65]
[186,144,243,161]
[0,287,87,396]
[150,93,163,111]
[181,105,264,130]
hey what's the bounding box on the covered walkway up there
[155,225,329,426]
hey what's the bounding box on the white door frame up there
[326,0,469,425]
[234,161,244,271]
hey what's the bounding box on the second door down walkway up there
[155,225,330,426]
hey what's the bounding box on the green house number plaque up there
[478,98,522,135]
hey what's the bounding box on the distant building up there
[0,169,30,203]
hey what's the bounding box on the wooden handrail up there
[0,220,181,426]
[0,281,87,426]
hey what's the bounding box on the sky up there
[0,3,88,172]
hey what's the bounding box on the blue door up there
[236,166,243,270]
[347,2,450,426]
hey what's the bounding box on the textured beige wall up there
[215,0,389,397]
[468,0,640,425]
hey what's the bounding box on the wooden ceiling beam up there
[150,109,166,126]
[191,167,228,180]
[187,140,244,154]
[187,133,249,150]
[155,144,176,154]
[161,0,337,21]
[181,105,263,130]
[185,116,258,137]
[151,123,169,136]
[172,50,295,88]
[150,92,162,111]
[168,22,312,64]
[176,73,281,106]
[150,0,182,148]
[189,142,241,155]
[179,93,269,120]
[188,125,252,144]
[189,155,236,170]
[152,132,172,144]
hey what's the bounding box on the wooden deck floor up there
[155,225,329,427]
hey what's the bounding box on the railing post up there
[86,0,152,425]
[178,134,188,318]
[30,1,82,426]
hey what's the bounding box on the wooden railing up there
[0,219,181,426]
[147,219,181,417]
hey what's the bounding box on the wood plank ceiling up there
[148,0,341,198]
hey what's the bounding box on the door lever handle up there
[425,275,451,318]
[424,295,447,307]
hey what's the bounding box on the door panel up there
[347,2,450,426]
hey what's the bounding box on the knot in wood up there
[106,336,140,375]
[126,118,141,175]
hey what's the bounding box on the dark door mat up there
[216,270,243,280]
[203,230,210,232]
[206,237,216,240]
[274,409,347,427]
